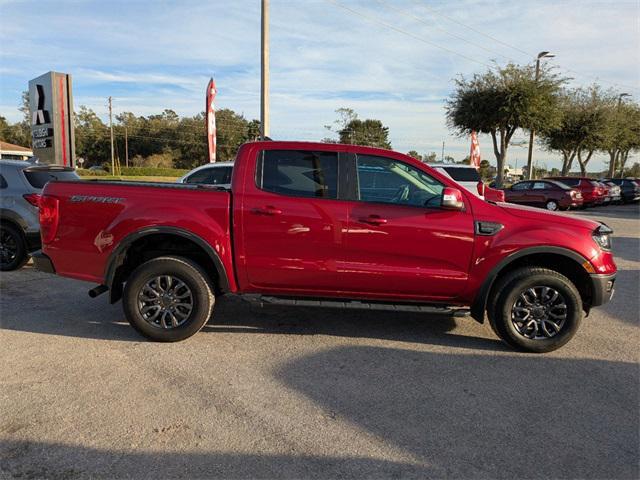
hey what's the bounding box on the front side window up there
[356,155,444,207]
[257,150,338,199]
[511,182,530,191]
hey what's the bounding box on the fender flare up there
[470,246,590,323]
[0,209,28,231]
[104,226,230,302]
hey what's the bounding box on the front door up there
[239,148,349,293]
[340,154,475,300]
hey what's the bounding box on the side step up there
[254,295,470,317]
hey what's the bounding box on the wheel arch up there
[470,246,593,323]
[104,227,230,303]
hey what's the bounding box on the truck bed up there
[41,179,233,285]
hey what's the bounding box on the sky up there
[1,0,639,171]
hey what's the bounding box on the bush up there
[76,168,109,176]
[117,167,189,177]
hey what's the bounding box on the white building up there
[0,141,33,161]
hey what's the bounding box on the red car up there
[504,180,583,211]
[545,177,605,206]
[33,141,617,353]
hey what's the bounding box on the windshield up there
[442,167,480,182]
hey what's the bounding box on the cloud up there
[0,0,638,170]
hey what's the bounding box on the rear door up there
[529,181,551,206]
[339,154,475,300]
[238,148,350,293]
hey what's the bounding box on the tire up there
[0,223,28,271]
[487,267,582,353]
[122,256,214,342]
[545,200,559,211]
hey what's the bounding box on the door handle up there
[251,205,282,216]
[360,215,387,226]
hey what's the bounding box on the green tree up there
[478,159,492,181]
[539,86,613,175]
[339,119,391,149]
[75,106,111,166]
[446,63,565,187]
[603,100,640,178]
[422,152,438,163]
[406,150,421,160]
[624,162,640,177]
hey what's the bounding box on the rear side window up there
[560,178,579,187]
[0,174,7,189]
[442,167,480,182]
[23,169,79,189]
[532,182,548,190]
[185,166,232,185]
[256,150,338,199]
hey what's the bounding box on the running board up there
[253,295,470,317]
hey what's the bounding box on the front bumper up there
[31,250,55,274]
[589,273,616,307]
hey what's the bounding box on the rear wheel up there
[123,256,214,341]
[0,223,28,271]
[487,267,582,353]
[545,200,559,211]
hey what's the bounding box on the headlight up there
[592,224,613,251]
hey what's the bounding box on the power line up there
[376,0,514,63]
[412,0,639,92]
[412,0,532,58]
[325,0,494,68]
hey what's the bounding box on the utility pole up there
[125,125,129,168]
[441,141,445,162]
[260,0,270,140]
[108,96,114,175]
[526,51,555,180]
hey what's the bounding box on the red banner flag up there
[206,78,217,163]
[470,130,481,169]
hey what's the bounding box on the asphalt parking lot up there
[1,204,638,479]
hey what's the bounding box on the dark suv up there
[503,180,583,211]
[0,160,79,270]
[603,178,640,203]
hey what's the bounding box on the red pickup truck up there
[33,141,617,352]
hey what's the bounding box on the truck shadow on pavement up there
[0,277,506,350]
[275,346,639,479]
[1,348,637,479]
[205,296,507,352]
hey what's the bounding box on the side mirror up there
[441,187,464,211]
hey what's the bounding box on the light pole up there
[260,0,270,140]
[525,51,555,180]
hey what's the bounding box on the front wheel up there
[123,256,214,342]
[488,267,582,353]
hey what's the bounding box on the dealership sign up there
[28,72,76,166]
